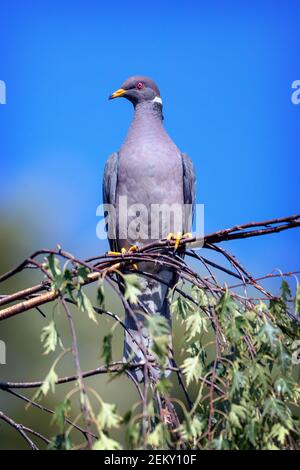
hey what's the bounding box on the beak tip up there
[108,88,126,100]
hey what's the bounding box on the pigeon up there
[103,76,196,382]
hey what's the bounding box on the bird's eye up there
[136,82,144,89]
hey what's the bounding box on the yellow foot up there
[107,246,139,270]
[107,245,138,256]
[166,232,193,250]
[107,248,127,256]
[166,232,175,241]
[127,246,138,270]
[128,245,138,252]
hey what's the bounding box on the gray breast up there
[116,137,184,247]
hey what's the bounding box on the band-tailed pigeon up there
[103,76,196,381]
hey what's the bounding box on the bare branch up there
[0,411,39,450]
[0,214,298,322]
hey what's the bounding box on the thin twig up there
[0,411,39,450]
[61,298,93,449]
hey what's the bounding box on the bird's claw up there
[107,245,138,257]
[128,245,138,252]
[107,248,126,256]
[166,232,193,250]
[107,246,138,270]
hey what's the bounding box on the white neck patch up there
[152,96,163,105]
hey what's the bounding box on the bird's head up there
[109,76,162,107]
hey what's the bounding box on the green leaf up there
[211,434,230,450]
[274,376,294,398]
[216,290,237,322]
[77,266,90,283]
[182,355,202,386]
[42,367,58,396]
[76,289,98,324]
[52,399,71,432]
[170,296,192,320]
[47,254,62,279]
[123,409,132,425]
[60,268,74,296]
[270,423,289,445]
[244,421,259,446]
[185,311,208,341]
[147,315,170,338]
[281,279,292,303]
[156,377,172,395]
[41,320,60,355]
[48,434,72,450]
[101,333,113,366]
[44,254,64,291]
[147,315,170,361]
[228,404,247,429]
[33,366,58,401]
[230,363,248,395]
[263,397,290,422]
[93,432,122,450]
[97,402,122,430]
[270,298,286,319]
[97,279,105,308]
[126,421,141,449]
[258,321,280,349]
[152,334,170,361]
[147,423,169,448]
[179,415,204,442]
[123,274,142,304]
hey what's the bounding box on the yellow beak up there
[109,88,126,99]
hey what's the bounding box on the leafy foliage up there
[123,274,142,304]
[168,282,300,450]
[2,248,300,450]
[36,266,300,449]
[41,320,60,355]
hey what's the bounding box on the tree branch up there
[0,214,298,323]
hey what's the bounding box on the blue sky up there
[0,0,299,284]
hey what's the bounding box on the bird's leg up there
[166,232,193,250]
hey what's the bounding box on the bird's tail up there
[123,267,174,383]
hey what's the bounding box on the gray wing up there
[102,152,119,252]
[181,152,196,232]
